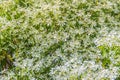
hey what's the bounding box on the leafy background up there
[0,0,120,80]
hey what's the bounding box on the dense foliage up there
[0,0,120,80]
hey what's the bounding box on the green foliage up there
[0,0,120,80]
[99,45,120,68]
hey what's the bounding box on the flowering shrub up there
[0,0,120,80]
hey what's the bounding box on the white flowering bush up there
[0,0,120,80]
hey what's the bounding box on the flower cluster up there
[0,0,120,80]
